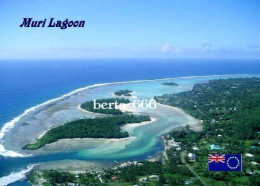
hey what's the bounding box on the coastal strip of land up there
[23,114,151,150]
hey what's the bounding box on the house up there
[68,183,79,186]
[119,162,130,168]
[168,140,180,147]
[247,171,254,175]
[149,175,158,179]
[188,153,196,161]
[192,147,200,151]
[111,176,117,181]
[210,144,222,150]
[251,161,258,165]
[172,142,180,147]
[245,153,254,157]
[247,170,259,175]
[185,180,192,185]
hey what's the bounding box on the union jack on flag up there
[208,154,242,171]
[208,154,225,163]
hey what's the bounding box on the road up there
[181,151,206,186]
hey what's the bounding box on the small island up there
[114,89,133,97]
[26,77,260,185]
[23,115,151,150]
[80,98,130,115]
[162,82,179,86]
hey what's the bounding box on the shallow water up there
[0,74,259,184]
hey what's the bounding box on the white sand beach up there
[156,102,202,131]
[117,103,136,113]
[122,117,157,131]
[77,104,101,115]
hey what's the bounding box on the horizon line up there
[0,57,260,61]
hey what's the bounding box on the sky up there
[0,0,260,59]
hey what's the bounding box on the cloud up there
[1,43,260,59]
[161,43,172,53]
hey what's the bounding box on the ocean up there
[1,59,260,127]
[1,59,260,185]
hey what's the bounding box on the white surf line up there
[0,73,255,157]
[177,73,251,79]
[0,79,170,157]
[0,164,37,186]
[0,145,27,158]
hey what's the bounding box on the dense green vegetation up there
[24,115,150,150]
[104,161,163,183]
[29,161,197,185]
[162,82,179,86]
[114,89,133,96]
[81,98,130,115]
[28,169,100,185]
[104,161,196,185]
[155,77,260,185]
[27,78,260,185]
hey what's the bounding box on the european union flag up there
[208,154,242,171]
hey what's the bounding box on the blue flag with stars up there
[208,154,242,171]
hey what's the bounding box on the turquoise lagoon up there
[0,74,259,185]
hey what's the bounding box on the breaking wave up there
[0,164,36,186]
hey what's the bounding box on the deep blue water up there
[1,59,260,127]
[1,58,260,184]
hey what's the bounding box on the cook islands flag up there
[208,154,242,171]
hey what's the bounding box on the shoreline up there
[111,92,138,99]
[162,136,169,161]
[29,130,137,147]
[25,97,156,153]
[156,102,202,132]
[0,164,37,186]
[37,159,113,172]
[1,74,256,185]
[122,117,157,131]
[77,104,105,115]
[51,136,136,144]
[0,73,253,158]
[27,117,157,151]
